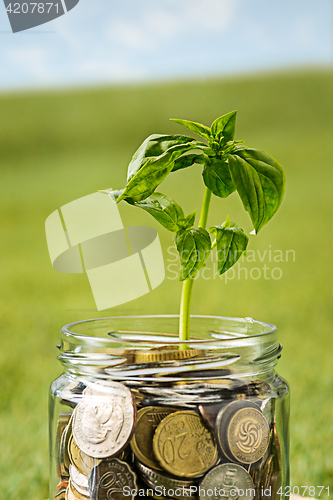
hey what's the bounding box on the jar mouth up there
[61,314,277,344]
[58,315,280,382]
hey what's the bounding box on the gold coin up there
[273,424,282,470]
[135,346,203,364]
[270,471,282,500]
[131,406,176,470]
[217,400,270,465]
[250,468,260,493]
[227,406,270,464]
[55,489,67,500]
[65,480,88,500]
[146,492,175,500]
[68,432,101,476]
[60,414,74,477]
[153,411,218,478]
[56,414,71,478]
[260,454,274,492]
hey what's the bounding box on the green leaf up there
[177,210,196,230]
[202,157,236,198]
[224,214,231,228]
[98,188,124,202]
[228,148,286,233]
[174,227,211,281]
[127,134,195,182]
[170,118,211,141]
[210,222,249,275]
[172,153,205,172]
[211,111,237,144]
[117,142,199,202]
[127,192,184,232]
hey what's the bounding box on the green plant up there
[103,111,285,340]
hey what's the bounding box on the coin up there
[198,403,227,429]
[200,463,255,500]
[270,471,282,500]
[131,406,176,470]
[115,445,130,462]
[250,446,269,498]
[227,406,270,464]
[72,382,136,458]
[251,381,270,396]
[260,455,274,492]
[217,400,270,464]
[136,461,196,499]
[60,382,86,409]
[273,425,282,470]
[60,414,74,477]
[55,488,67,500]
[68,431,101,475]
[202,379,238,390]
[250,468,260,499]
[56,414,72,478]
[89,458,137,500]
[65,480,88,500]
[216,400,259,461]
[69,464,89,496]
[64,487,73,500]
[57,479,69,491]
[153,410,218,478]
[135,346,203,364]
[146,491,176,500]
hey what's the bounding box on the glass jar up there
[49,315,289,500]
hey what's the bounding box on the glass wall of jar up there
[49,315,289,500]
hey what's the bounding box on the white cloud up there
[109,21,152,50]
[180,0,239,31]
[108,0,239,51]
[142,9,182,41]
[0,0,331,90]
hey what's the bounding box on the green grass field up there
[0,69,333,499]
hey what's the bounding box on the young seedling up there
[103,111,285,341]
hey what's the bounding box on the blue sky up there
[0,0,332,90]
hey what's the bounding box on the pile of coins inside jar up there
[55,376,282,500]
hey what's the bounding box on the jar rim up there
[59,315,279,380]
[61,314,277,345]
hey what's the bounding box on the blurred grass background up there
[0,69,332,499]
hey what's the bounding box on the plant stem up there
[179,187,212,341]
[198,187,212,229]
[179,278,194,341]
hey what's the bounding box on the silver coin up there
[89,458,137,500]
[72,381,136,458]
[200,464,255,500]
[69,464,89,496]
[136,461,196,499]
[137,461,196,488]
